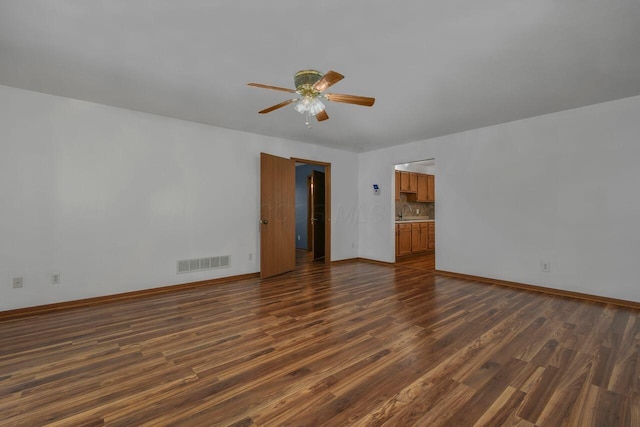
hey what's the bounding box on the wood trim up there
[330,257,359,264]
[0,272,260,321]
[307,175,312,251]
[331,257,395,267]
[436,269,640,310]
[325,165,331,264]
[357,257,395,266]
[13,263,636,323]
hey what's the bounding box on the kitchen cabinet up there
[405,173,435,202]
[415,174,428,202]
[427,174,435,202]
[427,222,435,250]
[397,221,434,256]
[412,222,429,252]
[396,223,412,256]
[419,222,429,251]
[399,171,417,193]
[411,223,421,252]
[395,170,401,201]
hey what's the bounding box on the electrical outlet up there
[51,273,61,284]
[13,277,23,288]
[540,261,550,273]
[248,253,253,261]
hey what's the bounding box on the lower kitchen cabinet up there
[396,222,435,256]
[414,222,428,252]
[396,223,412,256]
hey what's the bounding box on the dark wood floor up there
[1,253,639,426]
[394,251,436,271]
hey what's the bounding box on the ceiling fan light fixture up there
[248,69,374,127]
[309,98,325,115]
[294,97,310,114]
[294,96,325,115]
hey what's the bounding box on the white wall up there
[5,83,640,311]
[360,95,640,303]
[0,85,359,311]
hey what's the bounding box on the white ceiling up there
[1,1,639,152]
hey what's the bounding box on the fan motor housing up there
[294,70,323,93]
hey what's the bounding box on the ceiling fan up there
[247,70,375,127]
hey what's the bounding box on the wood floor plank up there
[1,252,639,425]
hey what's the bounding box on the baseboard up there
[331,258,395,266]
[0,272,260,321]
[357,258,395,266]
[435,270,640,310]
[7,265,635,322]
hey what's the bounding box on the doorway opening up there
[294,159,331,266]
[394,158,435,271]
[259,153,331,278]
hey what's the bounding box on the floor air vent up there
[177,255,231,274]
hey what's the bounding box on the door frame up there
[293,157,331,264]
[307,175,313,252]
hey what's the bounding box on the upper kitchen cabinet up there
[395,170,401,201]
[427,174,435,202]
[416,174,428,201]
[399,171,417,193]
[406,173,435,202]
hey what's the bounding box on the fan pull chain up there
[305,112,312,128]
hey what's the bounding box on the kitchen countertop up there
[395,218,435,223]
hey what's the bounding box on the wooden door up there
[260,153,295,278]
[306,176,313,251]
[311,170,325,260]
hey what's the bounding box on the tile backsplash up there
[396,193,435,219]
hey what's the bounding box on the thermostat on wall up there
[373,184,380,195]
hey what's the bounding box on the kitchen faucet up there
[399,203,413,219]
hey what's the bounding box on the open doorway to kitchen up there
[394,159,435,271]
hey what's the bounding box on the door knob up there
[260,219,269,224]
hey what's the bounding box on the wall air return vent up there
[177,255,231,274]
[177,260,190,274]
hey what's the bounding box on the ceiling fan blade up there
[316,110,329,122]
[312,70,344,92]
[248,82,296,93]
[325,93,375,107]
[258,98,298,114]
